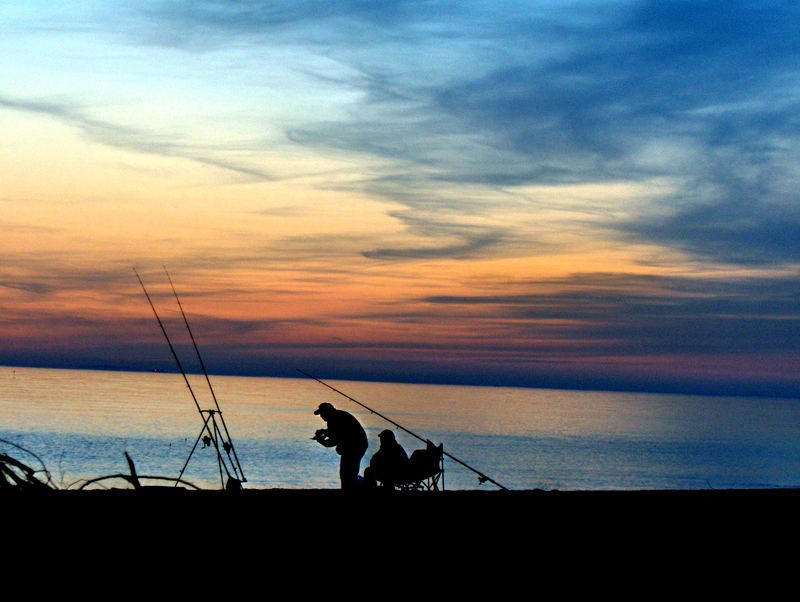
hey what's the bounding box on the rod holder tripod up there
[135,267,246,490]
[178,409,241,489]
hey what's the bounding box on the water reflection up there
[2,365,800,491]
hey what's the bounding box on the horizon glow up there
[2,1,800,397]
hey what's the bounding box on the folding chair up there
[398,441,444,491]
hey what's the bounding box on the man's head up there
[314,402,335,419]
[378,429,396,443]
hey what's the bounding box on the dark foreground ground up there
[5,487,797,584]
[6,486,799,535]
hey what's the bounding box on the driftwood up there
[0,440,202,492]
[75,452,201,490]
[0,439,54,490]
[124,451,141,489]
[77,473,202,490]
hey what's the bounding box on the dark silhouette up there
[298,369,507,490]
[312,402,368,489]
[362,436,444,491]
[0,444,53,490]
[135,269,246,489]
[77,452,202,490]
[364,430,410,490]
[407,441,444,489]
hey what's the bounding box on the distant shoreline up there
[3,363,798,401]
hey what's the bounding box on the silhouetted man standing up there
[312,402,368,489]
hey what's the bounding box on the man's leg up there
[339,453,361,489]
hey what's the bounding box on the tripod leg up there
[212,415,225,488]
[176,414,213,485]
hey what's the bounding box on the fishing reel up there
[311,428,332,445]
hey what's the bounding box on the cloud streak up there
[0,95,277,181]
[14,2,800,264]
[147,0,800,265]
[3,1,800,396]
[424,271,800,356]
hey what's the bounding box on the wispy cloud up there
[13,2,800,264]
[362,211,508,260]
[134,0,800,265]
[0,95,277,181]
[424,271,800,355]
[3,1,800,394]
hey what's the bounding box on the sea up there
[2,365,800,492]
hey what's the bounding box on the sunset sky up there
[2,1,799,397]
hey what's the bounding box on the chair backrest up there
[406,441,444,489]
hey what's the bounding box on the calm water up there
[2,365,800,491]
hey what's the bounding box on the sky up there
[2,1,799,398]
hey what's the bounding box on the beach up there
[8,486,797,534]
[4,368,798,567]
[5,485,790,586]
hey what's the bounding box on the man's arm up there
[312,428,338,448]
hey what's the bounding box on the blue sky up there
[2,1,799,397]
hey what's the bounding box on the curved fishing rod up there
[297,368,508,490]
[163,266,246,483]
[134,268,233,485]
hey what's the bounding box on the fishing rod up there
[163,266,246,483]
[134,268,206,418]
[297,368,508,490]
[134,268,234,487]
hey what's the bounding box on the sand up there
[7,486,798,532]
[5,487,789,581]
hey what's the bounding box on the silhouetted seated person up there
[312,402,368,489]
[365,429,410,490]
